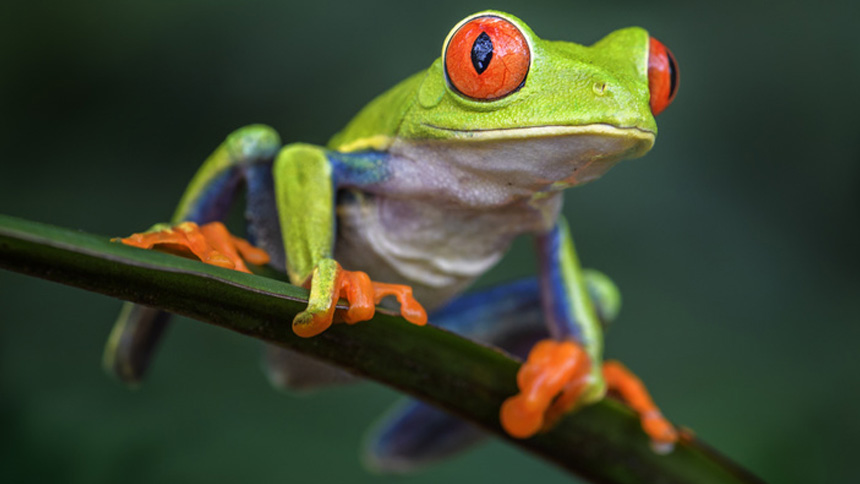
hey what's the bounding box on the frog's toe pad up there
[337,268,428,326]
[365,399,486,473]
[603,360,679,451]
[116,221,269,273]
[291,262,428,338]
[500,339,591,438]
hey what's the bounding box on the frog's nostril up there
[592,82,608,96]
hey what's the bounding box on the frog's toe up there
[369,281,428,326]
[291,307,334,338]
[338,268,428,326]
[500,339,591,438]
[296,261,428,339]
[364,399,485,473]
[116,221,269,273]
[603,360,678,451]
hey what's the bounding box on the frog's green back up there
[327,71,425,153]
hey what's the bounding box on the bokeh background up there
[2,0,858,482]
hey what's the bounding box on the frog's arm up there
[105,125,280,383]
[271,144,427,338]
[500,217,678,451]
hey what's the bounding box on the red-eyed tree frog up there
[104,10,680,470]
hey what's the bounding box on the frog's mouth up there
[421,123,655,143]
[402,123,655,188]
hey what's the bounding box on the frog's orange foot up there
[500,339,591,438]
[292,262,427,338]
[603,360,678,453]
[115,221,269,274]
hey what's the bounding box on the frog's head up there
[398,10,679,188]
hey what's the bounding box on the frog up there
[103,10,680,470]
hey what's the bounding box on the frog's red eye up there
[444,16,530,100]
[648,37,679,115]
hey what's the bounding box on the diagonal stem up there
[0,213,764,484]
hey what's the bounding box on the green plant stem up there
[0,214,763,484]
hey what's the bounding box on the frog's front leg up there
[501,218,678,451]
[106,125,281,384]
[272,144,427,337]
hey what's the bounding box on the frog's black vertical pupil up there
[471,31,493,75]
[667,50,678,97]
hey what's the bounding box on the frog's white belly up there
[334,191,560,310]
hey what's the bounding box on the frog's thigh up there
[365,398,485,473]
[431,278,545,357]
[431,275,617,357]
[364,280,543,471]
[364,275,619,470]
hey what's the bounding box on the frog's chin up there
[397,124,655,189]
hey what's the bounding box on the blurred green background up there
[1,0,858,482]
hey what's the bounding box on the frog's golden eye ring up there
[648,37,679,115]
[444,15,530,101]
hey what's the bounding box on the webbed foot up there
[500,339,591,438]
[116,221,270,273]
[500,340,678,453]
[292,259,427,338]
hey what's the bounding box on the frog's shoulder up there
[327,70,426,153]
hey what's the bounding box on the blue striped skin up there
[366,399,486,474]
[367,278,548,472]
[368,223,614,470]
[108,125,612,469]
[536,223,581,342]
[106,131,396,385]
[106,128,282,384]
[177,169,243,224]
[244,162,285,270]
[430,278,545,359]
[328,149,392,188]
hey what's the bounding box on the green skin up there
[135,10,658,417]
[303,11,652,398]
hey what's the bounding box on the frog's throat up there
[419,123,655,148]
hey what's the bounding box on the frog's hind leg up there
[365,399,487,473]
[104,125,281,385]
[365,274,620,472]
[366,279,545,472]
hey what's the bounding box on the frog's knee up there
[223,124,281,162]
[583,269,621,327]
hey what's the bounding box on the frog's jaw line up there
[385,123,655,205]
[419,123,655,147]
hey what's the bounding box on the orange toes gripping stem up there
[293,262,428,339]
[603,360,679,453]
[500,339,591,438]
[336,265,428,327]
[116,221,270,274]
